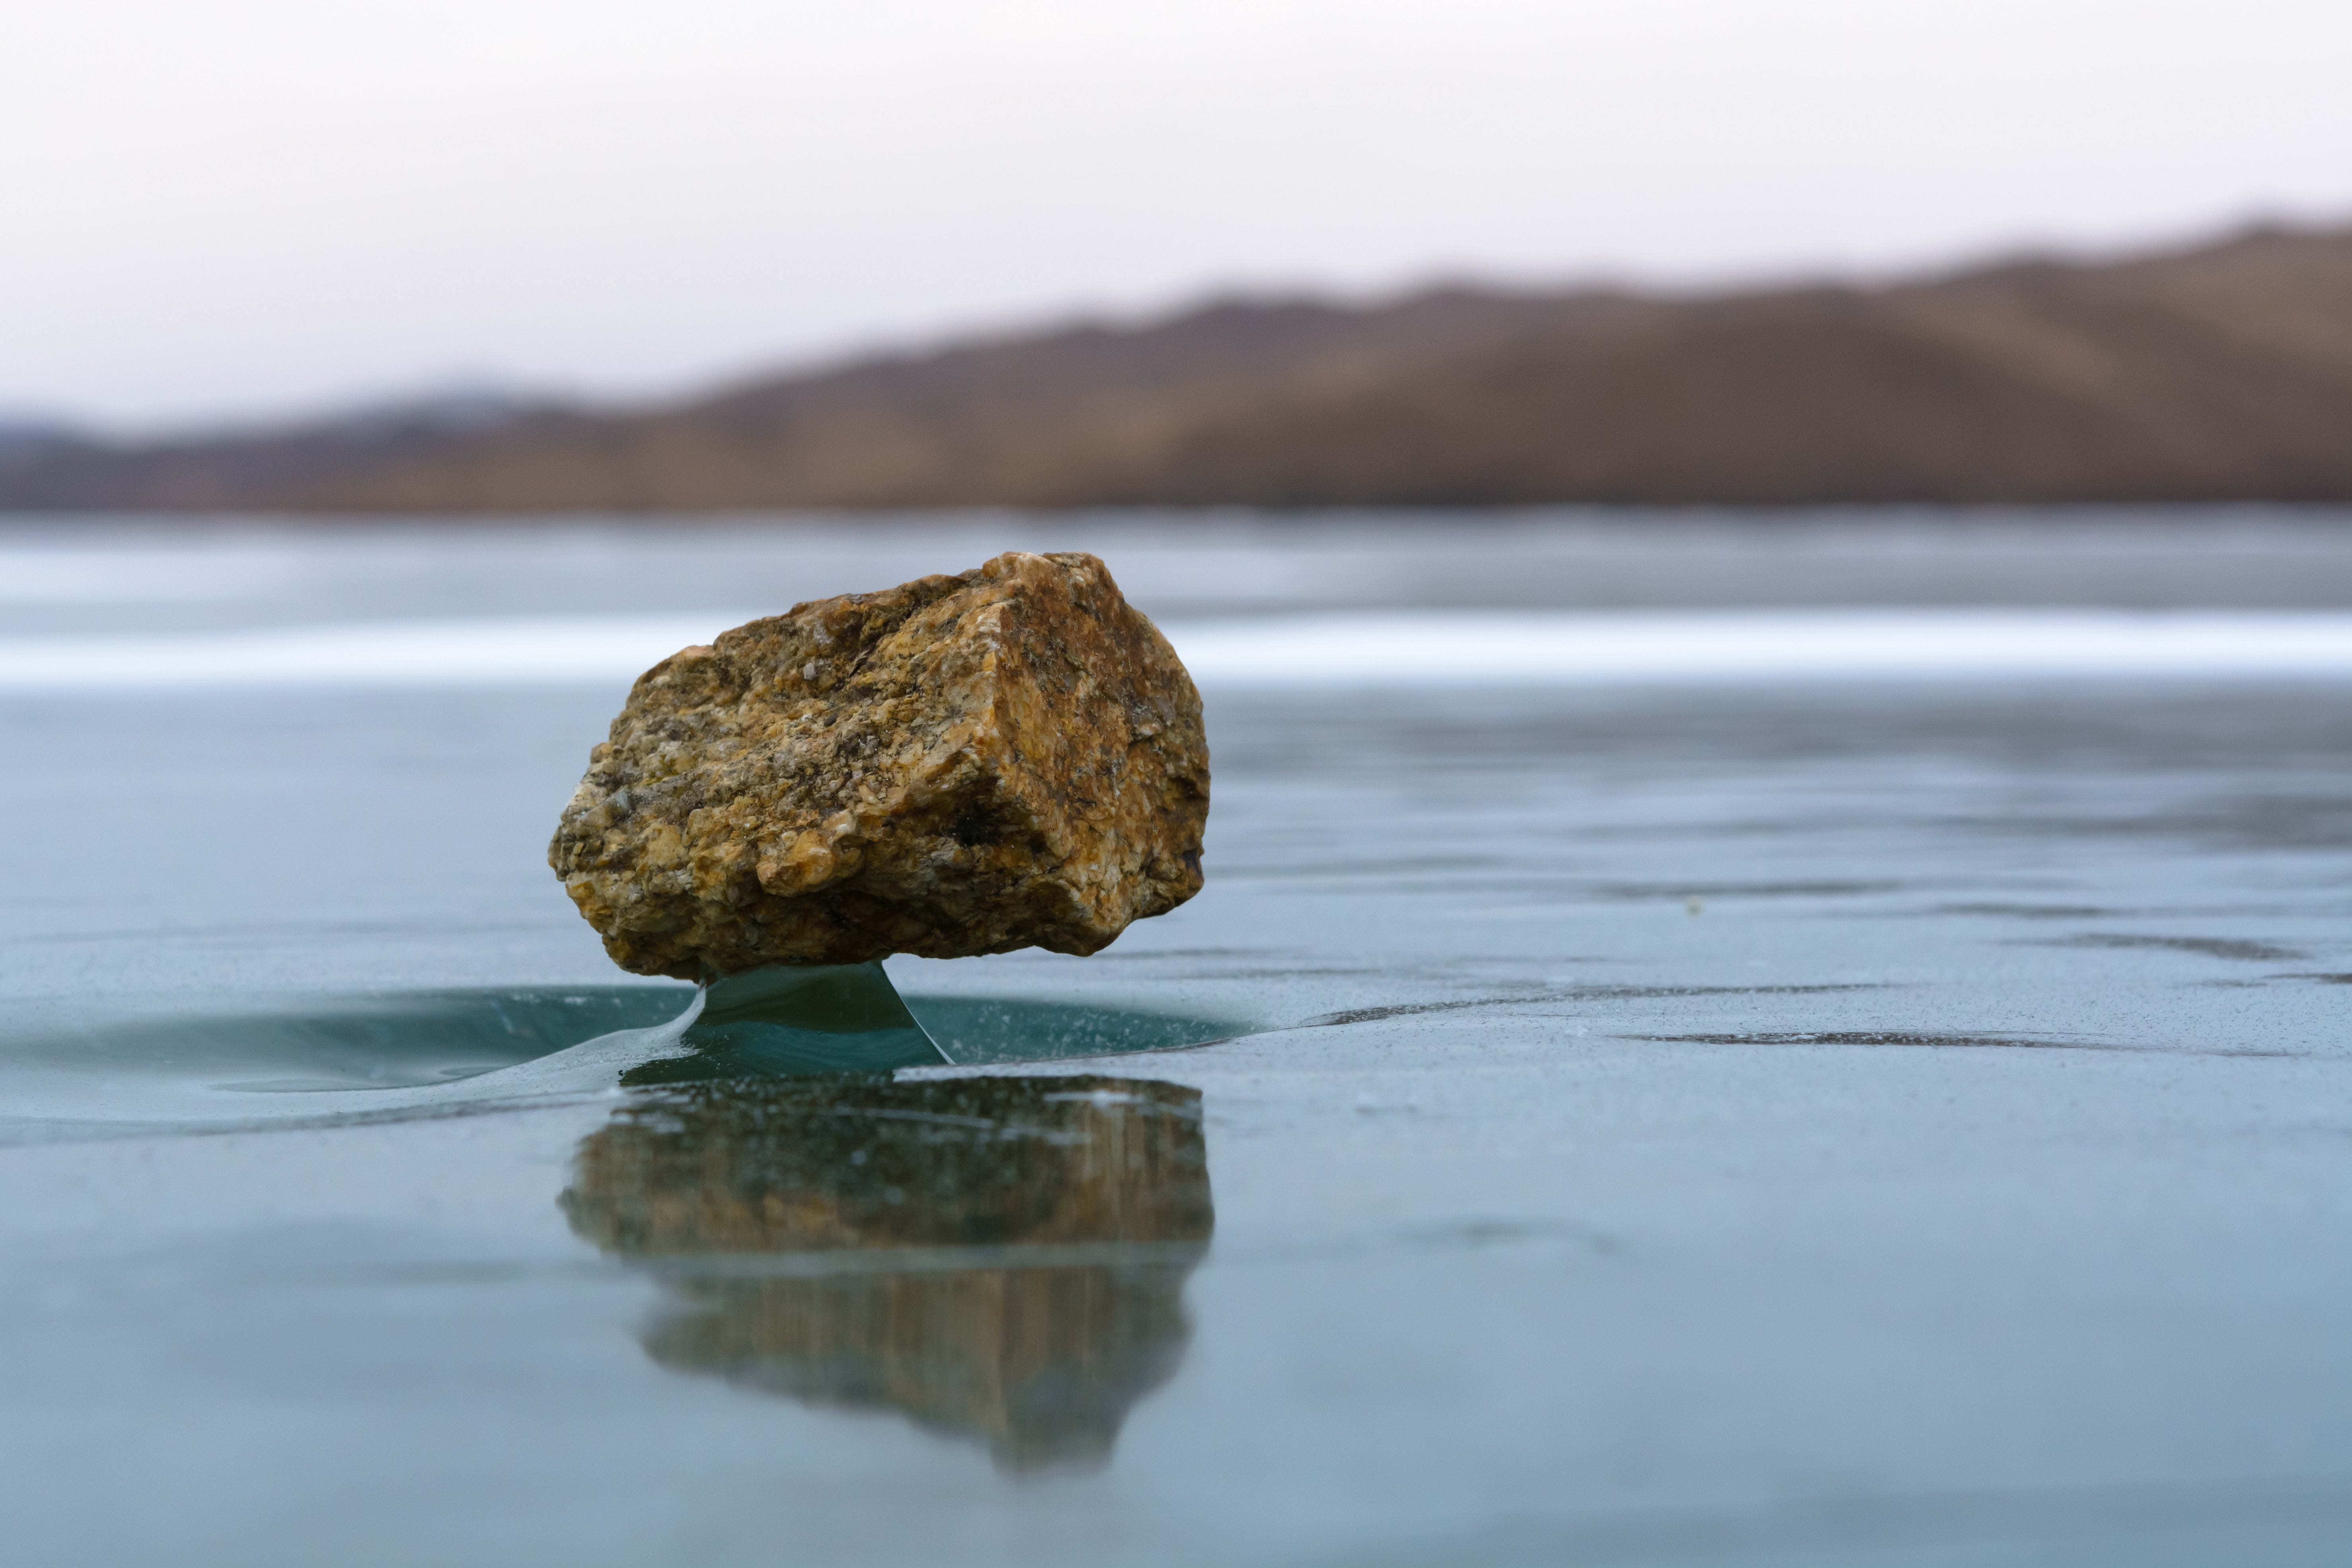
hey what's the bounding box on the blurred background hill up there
[4,223,2348,512]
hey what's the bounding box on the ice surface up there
[5,515,2352,1566]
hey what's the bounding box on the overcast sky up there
[6,0,2349,429]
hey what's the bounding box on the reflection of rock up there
[561,1074,1213,1473]
[548,552,1210,979]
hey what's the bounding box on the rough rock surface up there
[550,551,1208,978]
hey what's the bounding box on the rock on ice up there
[550,552,1209,978]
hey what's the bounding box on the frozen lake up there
[4,512,2352,1566]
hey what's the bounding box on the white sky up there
[5,0,2349,429]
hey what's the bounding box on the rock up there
[550,551,1208,979]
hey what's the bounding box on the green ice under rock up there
[623,962,949,1086]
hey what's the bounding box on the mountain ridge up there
[6,223,2350,511]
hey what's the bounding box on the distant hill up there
[8,224,2352,511]
[0,418,82,465]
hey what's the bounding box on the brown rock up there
[549,551,1208,979]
